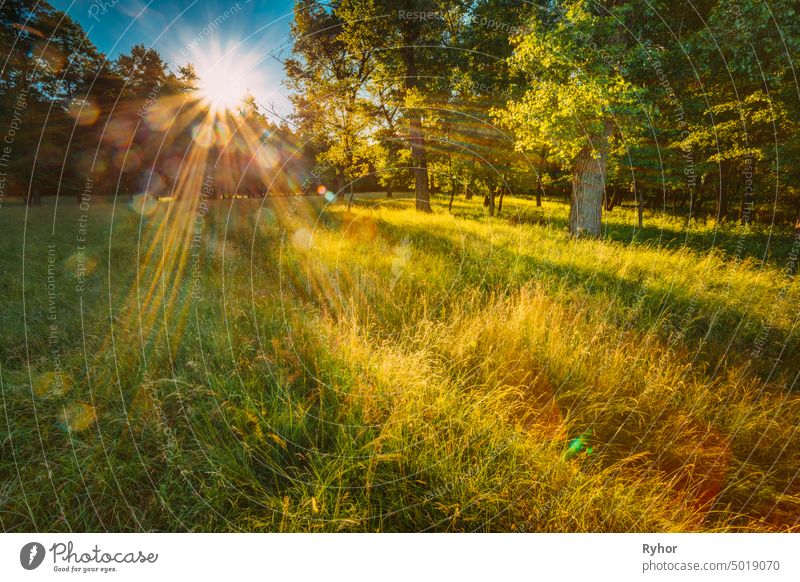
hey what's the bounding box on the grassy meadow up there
[1,194,798,532]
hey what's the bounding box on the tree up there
[672,0,800,224]
[367,79,410,198]
[285,0,375,203]
[114,44,169,99]
[448,0,533,212]
[1,0,108,205]
[339,0,461,212]
[496,2,647,237]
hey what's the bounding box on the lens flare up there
[188,42,268,115]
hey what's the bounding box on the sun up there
[187,43,267,114]
[197,62,250,111]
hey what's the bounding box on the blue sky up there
[50,0,295,112]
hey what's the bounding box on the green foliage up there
[286,0,378,191]
[497,3,647,167]
[493,0,800,222]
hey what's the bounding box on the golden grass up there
[0,196,797,531]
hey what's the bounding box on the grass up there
[0,193,798,532]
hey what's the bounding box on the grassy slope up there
[0,195,798,532]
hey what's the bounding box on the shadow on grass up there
[442,196,794,269]
[358,212,796,388]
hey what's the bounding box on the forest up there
[2,0,799,228]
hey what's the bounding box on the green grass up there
[1,194,798,531]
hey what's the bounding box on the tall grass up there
[0,195,797,531]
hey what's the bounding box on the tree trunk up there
[678,189,690,209]
[448,153,456,202]
[605,185,623,211]
[402,46,431,213]
[448,184,456,211]
[718,189,728,222]
[386,186,393,198]
[535,179,542,207]
[497,185,506,215]
[465,181,472,200]
[485,187,496,216]
[569,123,611,238]
[693,177,705,217]
[637,189,644,229]
[28,183,42,206]
[409,112,430,211]
[347,179,355,211]
[739,179,752,225]
[536,146,546,207]
[716,163,731,223]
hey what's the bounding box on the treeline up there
[2,0,799,231]
[287,0,800,233]
[0,0,304,206]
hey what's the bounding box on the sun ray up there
[188,41,268,116]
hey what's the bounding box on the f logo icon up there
[20,542,46,570]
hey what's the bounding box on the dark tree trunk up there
[637,190,644,229]
[448,153,456,203]
[536,146,546,207]
[402,46,430,213]
[605,185,623,211]
[347,179,355,211]
[693,177,706,217]
[485,187,496,216]
[629,183,643,228]
[739,180,753,225]
[386,186,393,198]
[465,181,473,200]
[535,178,543,207]
[717,186,729,222]
[569,122,612,238]
[678,189,690,209]
[29,183,42,206]
[716,162,734,223]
